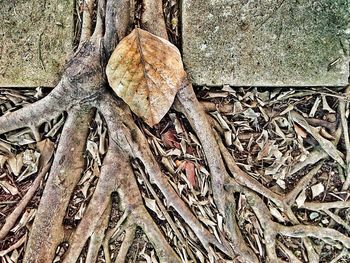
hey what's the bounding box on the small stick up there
[340,98,350,190]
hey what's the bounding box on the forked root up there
[97,94,234,257]
[85,202,111,263]
[114,225,136,262]
[243,189,350,261]
[102,140,181,262]
[62,141,122,262]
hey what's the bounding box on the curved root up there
[85,202,111,263]
[0,85,66,135]
[97,94,233,256]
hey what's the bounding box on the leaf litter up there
[1,87,350,261]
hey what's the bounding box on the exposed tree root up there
[106,140,181,262]
[63,140,121,262]
[1,0,349,262]
[80,0,95,47]
[114,225,136,263]
[97,94,232,256]
[85,202,111,263]
[0,91,66,135]
[24,108,93,262]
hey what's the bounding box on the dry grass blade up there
[106,28,186,126]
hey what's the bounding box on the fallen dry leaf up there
[0,180,19,195]
[311,182,325,198]
[8,153,23,176]
[106,28,186,126]
[37,139,55,169]
[293,123,308,139]
[161,129,180,149]
[184,161,196,188]
[296,189,307,208]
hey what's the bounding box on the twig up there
[323,209,350,233]
[285,162,323,205]
[340,99,350,190]
[301,200,350,211]
[288,148,327,176]
[0,233,27,257]
[277,240,303,263]
[277,224,350,249]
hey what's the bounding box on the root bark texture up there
[0,0,349,262]
[24,108,93,262]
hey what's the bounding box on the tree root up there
[1,0,349,262]
[80,0,96,47]
[24,108,94,262]
[63,140,121,262]
[114,225,136,263]
[97,94,233,256]
[106,140,181,262]
[0,89,66,135]
[85,202,111,263]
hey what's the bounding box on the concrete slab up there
[182,0,350,86]
[0,0,74,87]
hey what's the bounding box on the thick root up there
[103,140,182,262]
[0,85,66,135]
[97,94,233,256]
[85,202,111,263]
[24,107,93,262]
[141,0,168,39]
[62,141,120,262]
[104,0,131,57]
[113,225,136,263]
[79,0,96,47]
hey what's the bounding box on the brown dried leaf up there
[161,129,180,149]
[106,28,186,126]
[293,123,308,139]
[0,180,19,195]
[8,153,23,176]
[37,139,55,169]
[184,161,196,188]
